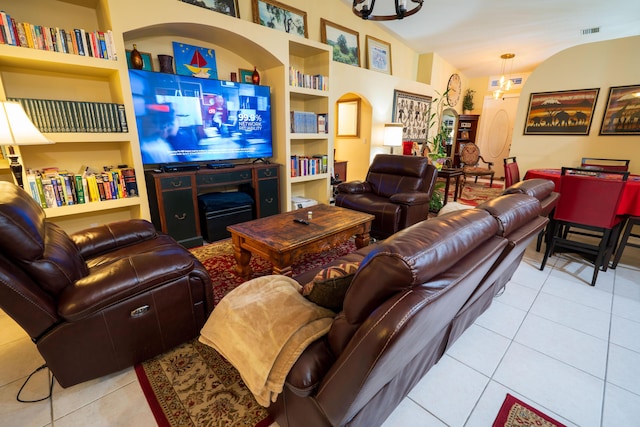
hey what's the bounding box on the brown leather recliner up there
[335,154,437,239]
[269,190,548,427]
[0,181,214,388]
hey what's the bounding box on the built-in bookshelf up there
[287,40,332,206]
[8,97,128,133]
[0,0,148,233]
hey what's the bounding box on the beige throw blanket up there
[199,275,335,406]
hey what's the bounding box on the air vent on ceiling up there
[581,27,600,36]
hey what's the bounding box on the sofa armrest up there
[389,192,431,206]
[71,219,158,259]
[285,339,335,397]
[58,247,194,322]
[337,181,372,194]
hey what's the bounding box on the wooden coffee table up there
[227,204,374,277]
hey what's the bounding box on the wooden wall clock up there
[446,73,461,107]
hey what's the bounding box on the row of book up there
[0,10,117,60]
[26,166,138,209]
[289,66,329,91]
[8,97,128,133]
[291,111,328,134]
[290,155,329,178]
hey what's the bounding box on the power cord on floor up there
[16,363,54,403]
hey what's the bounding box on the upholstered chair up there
[459,143,494,193]
[0,181,214,387]
[335,154,437,239]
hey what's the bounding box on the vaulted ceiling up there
[342,0,640,78]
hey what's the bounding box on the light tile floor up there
[1,239,638,426]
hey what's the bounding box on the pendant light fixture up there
[353,0,424,21]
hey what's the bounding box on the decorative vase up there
[158,55,174,73]
[130,44,144,70]
[251,67,260,85]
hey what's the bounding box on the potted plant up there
[421,90,449,169]
[463,88,475,114]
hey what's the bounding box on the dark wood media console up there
[145,163,280,248]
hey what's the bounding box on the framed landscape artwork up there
[173,42,218,79]
[178,0,239,18]
[320,19,360,67]
[523,89,599,135]
[392,90,432,143]
[366,36,392,75]
[599,84,640,135]
[252,0,308,38]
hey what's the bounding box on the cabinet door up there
[257,178,279,218]
[162,189,201,247]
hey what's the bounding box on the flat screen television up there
[128,69,273,166]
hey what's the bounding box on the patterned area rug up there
[493,394,567,427]
[456,180,504,206]
[135,239,356,427]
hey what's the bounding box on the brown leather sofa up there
[268,184,553,427]
[0,182,214,388]
[503,178,560,252]
[335,154,438,239]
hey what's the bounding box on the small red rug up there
[135,239,356,427]
[493,394,566,427]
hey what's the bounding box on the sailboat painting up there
[172,42,218,79]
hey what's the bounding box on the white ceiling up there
[342,0,640,78]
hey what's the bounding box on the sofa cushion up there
[303,262,359,311]
[476,194,542,237]
[343,208,499,324]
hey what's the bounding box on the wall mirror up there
[336,99,361,137]
[441,108,458,146]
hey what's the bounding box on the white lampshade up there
[383,123,403,148]
[0,101,54,145]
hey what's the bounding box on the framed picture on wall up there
[239,68,254,84]
[126,50,153,71]
[172,42,218,79]
[252,0,308,38]
[178,0,240,18]
[321,19,360,67]
[366,36,392,75]
[523,88,599,135]
[599,84,640,135]
[392,90,432,143]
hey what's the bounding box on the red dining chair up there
[503,157,520,188]
[540,167,629,286]
[611,216,640,269]
[581,158,630,172]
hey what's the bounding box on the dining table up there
[524,168,640,216]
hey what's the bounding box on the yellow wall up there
[511,35,640,175]
[107,0,457,180]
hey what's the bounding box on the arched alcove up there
[334,92,372,182]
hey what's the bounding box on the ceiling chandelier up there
[493,53,515,99]
[353,0,424,21]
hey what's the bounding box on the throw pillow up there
[302,262,360,311]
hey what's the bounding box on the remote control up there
[293,218,309,225]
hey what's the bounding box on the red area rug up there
[493,394,566,427]
[135,239,356,427]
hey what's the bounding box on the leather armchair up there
[335,154,437,239]
[0,181,214,388]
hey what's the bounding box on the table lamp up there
[0,101,54,188]
[383,123,403,154]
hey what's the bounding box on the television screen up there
[128,69,273,165]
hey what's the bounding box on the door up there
[476,94,519,180]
